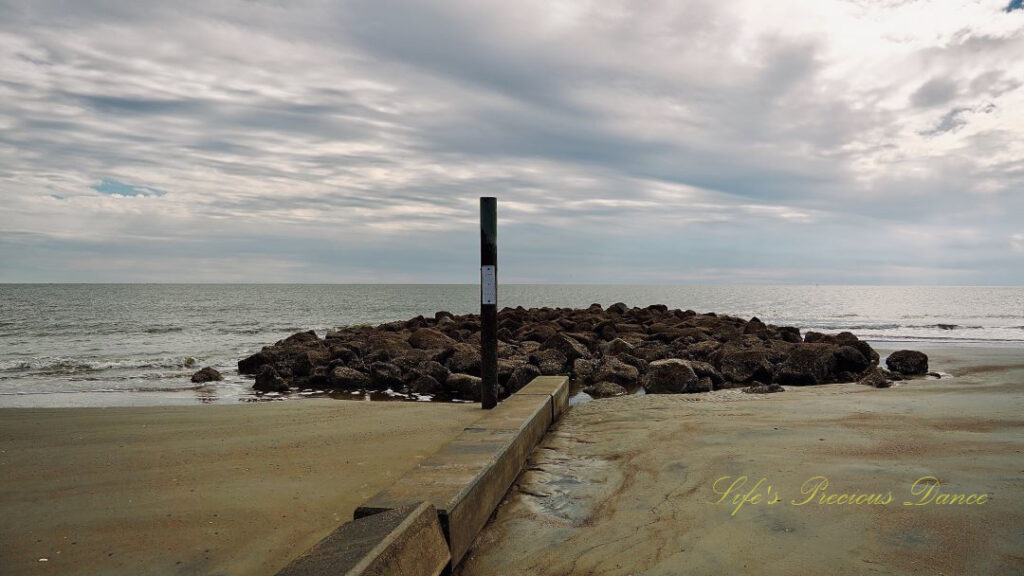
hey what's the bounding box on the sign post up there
[480,197,498,409]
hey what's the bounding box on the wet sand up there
[458,346,1024,575]
[0,400,484,575]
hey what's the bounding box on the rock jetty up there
[237,304,927,400]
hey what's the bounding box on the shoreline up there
[2,339,1022,409]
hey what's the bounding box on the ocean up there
[1,284,1022,407]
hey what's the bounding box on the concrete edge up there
[514,375,570,421]
[276,501,449,576]
[353,375,570,567]
[349,501,449,576]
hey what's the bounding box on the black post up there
[480,197,498,409]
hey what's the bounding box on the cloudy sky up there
[1,0,1022,283]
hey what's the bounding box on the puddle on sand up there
[512,433,624,526]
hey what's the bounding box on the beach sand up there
[457,345,1024,575]
[0,399,484,575]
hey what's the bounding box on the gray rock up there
[368,361,403,390]
[531,348,568,375]
[253,365,288,393]
[834,346,871,374]
[191,366,222,383]
[540,333,591,363]
[775,344,838,386]
[859,367,893,388]
[592,357,640,386]
[328,366,370,390]
[408,328,456,350]
[602,338,635,356]
[410,374,442,395]
[886,350,929,375]
[688,361,726,389]
[415,360,450,384]
[584,381,628,398]
[446,373,483,401]
[643,359,699,394]
[445,344,481,376]
[718,347,773,384]
[506,364,541,393]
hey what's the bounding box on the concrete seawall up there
[277,376,570,575]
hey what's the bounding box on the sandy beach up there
[457,345,1024,575]
[1,345,1021,575]
[0,400,484,575]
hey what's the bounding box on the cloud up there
[911,77,959,107]
[0,0,1022,283]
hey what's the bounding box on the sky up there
[1,0,1022,284]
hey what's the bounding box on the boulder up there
[191,366,222,384]
[293,348,329,377]
[686,340,720,361]
[775,344,837,386]
[886,350,928,375]
[688,361,726,389]
[718,347,773,384]
[410,374,443,395]
[743,317,770,339]
[595,321,617,341]
[859,367,893,388]
[307,366,330,389]
[777,326,802,343]
[571,358,597,382]
[584,381,628,398]
[496,358,522,388]
[852,340,880,366]
[520,323,560,343]
[446,373,483,401]
[368,361,403,390]
[531,349,568,375]
[608,302,629,315]
[540,333,591,363]
[643,359,699,394]
[328,345,359,365]
[238,351,271,375]
[506,364,541,393]
[253,366,288,393]
[445,344,481,376]
[328,366,371,390]
[408,328,456,350]
[634,343,671,363]
[834,346,871,375]
[615,354,648,374]
[592,357,640,387]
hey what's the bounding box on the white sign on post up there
[481,265,497,305]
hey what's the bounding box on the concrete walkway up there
[457,346,1024,576]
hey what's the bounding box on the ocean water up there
[1,284,1022,407]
